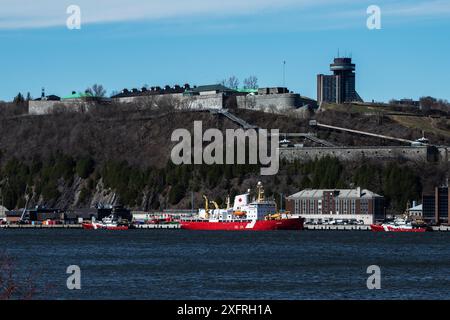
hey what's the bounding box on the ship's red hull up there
[370,224,427,232]
[180,218,304,231]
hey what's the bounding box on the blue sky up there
[1,0,450,102]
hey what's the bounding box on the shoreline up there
[1,224,449,231]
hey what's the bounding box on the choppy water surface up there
[1,230,449,300]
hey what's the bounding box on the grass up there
[321,103,395,115]
[389,115,450,139]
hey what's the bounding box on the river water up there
[0,229,449,300]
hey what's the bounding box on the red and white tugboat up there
[370,218,427,233]
[82,214,129,230]
[180,182,304,231]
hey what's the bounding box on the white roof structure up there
[287,188,382,199]
[0,205,8,217]
[407,204,423,213]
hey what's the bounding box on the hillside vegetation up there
[0,102,448,214]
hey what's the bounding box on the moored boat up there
[180,182,304,231]
[370,218,427,232]
[82,214,129,230]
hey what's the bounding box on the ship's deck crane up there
[19,185,30,223]
[203,195,210,219]
[210,201,220,210]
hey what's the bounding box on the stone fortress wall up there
[279,146,449,163]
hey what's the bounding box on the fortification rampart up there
[279,146,445,162]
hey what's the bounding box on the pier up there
[0,224,82,229]
[2,223,449,231]
[304,225,371,231]
[431,225,450,232]
[134,224,181,229]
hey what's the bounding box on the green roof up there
[189,84,235,93]
[62,92,94,100]
[237,88,258,93]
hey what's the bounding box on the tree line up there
[0,152,440,215]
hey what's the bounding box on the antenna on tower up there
[283,60,286,87]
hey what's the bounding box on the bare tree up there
[243,76,258,89]
[0,101,27,117]
[155,95,178,114]
[49,102,86,115]
[86,84,107,98]
[221,76,240,90]
[267,104,278,114]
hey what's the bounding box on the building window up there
[343,200,348,214]
[361,199,368,214]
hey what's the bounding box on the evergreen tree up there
[13,93,25,105]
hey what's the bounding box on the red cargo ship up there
[180,182,304,231]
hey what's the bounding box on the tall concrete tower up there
[317,57,363,104]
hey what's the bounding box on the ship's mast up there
[256,181,265,202]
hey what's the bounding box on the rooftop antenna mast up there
[41,87,47,101]
[283,60,286,87]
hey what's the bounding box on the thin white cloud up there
[0,0,449,30]
[386,0,450,17]
[314,0,450,19]
[0,0,323,29]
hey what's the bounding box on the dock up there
[134,224,181,229]
[304,225,371,231]
[431,225,450,232]
[0,224,82,229]
[1,223,449,231]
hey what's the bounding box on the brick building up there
[286,187,385,224]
